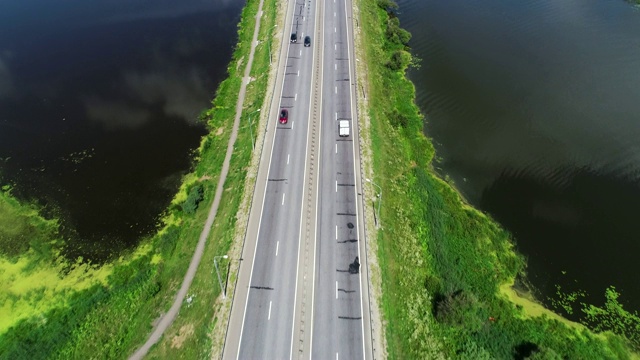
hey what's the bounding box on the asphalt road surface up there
[223,0,372,357]
[310,0,371,357]
[236,0,317,357]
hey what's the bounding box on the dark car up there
[304,36,311,47]
[290,33,297,43]
[279,109,288,124]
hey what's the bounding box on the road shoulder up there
[350,0,388,358]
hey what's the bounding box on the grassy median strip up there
[0,0,277,358]
[357,0,637,358]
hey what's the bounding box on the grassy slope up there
[357,0,636,358]
[0,0,276,358]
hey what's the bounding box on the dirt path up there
[128,0,266,358]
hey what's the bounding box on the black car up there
[304,36,311,47]
[290,33,297,43]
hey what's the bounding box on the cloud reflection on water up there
[0,0,243,261]
[84,62,210,130]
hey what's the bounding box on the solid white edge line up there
[282,192,286,205]
[236,0,296,356]
[295,93,298,101]
[268,301,272,320]
[288,154,290,164]
[276,241,280,256]
[335,225,338,240]
[335,143,337,154]
[291,0,322,356]
[292,121,295,129]
[306,0,324,356]
[344,0,368,356]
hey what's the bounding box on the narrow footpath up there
[129,0,266,357]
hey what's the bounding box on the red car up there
[279,109,288,124]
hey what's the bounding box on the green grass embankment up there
[357,0,638,358]
[0,0,277,358]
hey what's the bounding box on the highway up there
[236,0,317,357]
[223,0,372,357]
[310,0,371,357]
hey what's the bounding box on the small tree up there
[388,108,410,128]
[377,0,398,12]
[182,184,205,214]
[386,50,410,71]
[435,290,485,333]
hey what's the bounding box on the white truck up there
[339,120,350,137]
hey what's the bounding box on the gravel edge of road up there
[351,0,388,358]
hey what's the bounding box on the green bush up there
[386,17,411,46]
[376,0,398,11]
[385,50,409,71]
[387,108,409,128]
[182,184,205,214]
[435,290,486,334]
[156,225,180,256]
[458,340,492,359]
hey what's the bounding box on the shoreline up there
[356,0,638,357]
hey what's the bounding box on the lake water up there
[396,0,640,312]
[0,0,244,261]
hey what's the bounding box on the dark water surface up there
[0,0,243,261]
[396,0,640,312]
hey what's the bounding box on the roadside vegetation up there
[357,0,639,358]
[0,0,277,358]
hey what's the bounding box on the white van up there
[339,120,350,137]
